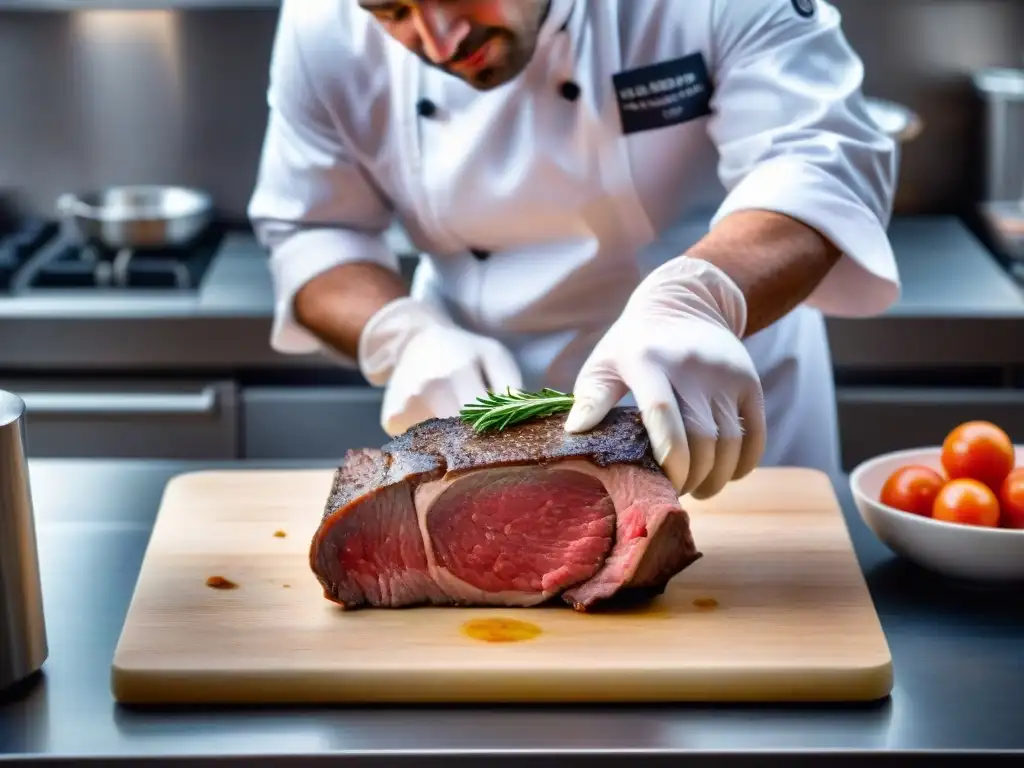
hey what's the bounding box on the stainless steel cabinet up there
[241,386,389,460]
[836,387,1024,471]
[0,378,239,460]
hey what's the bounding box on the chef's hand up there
[564,256,766,499]
[359,297,523,437]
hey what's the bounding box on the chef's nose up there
[414,3,471,64]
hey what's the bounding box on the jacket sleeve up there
[706,0,900,317]
[247,1,398,356]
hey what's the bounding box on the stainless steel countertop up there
[0,216,1020,371]
[0,458,1022,765]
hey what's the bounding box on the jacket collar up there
[537,0,577,48]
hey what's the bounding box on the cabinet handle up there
[20,388,218,417]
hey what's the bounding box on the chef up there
[248,0,901,499]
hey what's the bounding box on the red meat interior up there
[425,466,616,595]
[318,483,446,607]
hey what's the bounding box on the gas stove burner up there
[33,243,200,290]
[25,223,223,292]
[0,219,59,291]
[0,216,228,295]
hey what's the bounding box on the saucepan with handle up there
[864,97,924,144]
[863,96,924,209]
[56,184,214,251]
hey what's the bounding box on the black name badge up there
[612,52,713,136]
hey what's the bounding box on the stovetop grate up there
[0,218,224,294]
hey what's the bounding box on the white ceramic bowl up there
[850,446,1024,582]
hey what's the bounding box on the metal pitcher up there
[0,390,47,691]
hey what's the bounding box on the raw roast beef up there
[310,407,702,611]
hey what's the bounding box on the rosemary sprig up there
[459,387,576,433]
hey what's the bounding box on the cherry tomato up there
[998,467,1024,530]
[879,465,945,516]
[932,478,1001,528]
[940,421,1016,491]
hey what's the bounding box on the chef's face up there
[359,0,550,90]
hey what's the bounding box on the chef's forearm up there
[687,209,842,338]
[293,262,409,359]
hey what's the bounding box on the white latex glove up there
[564,256,766,499]
[358,297,523,437]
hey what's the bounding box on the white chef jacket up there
[248,0,901,476]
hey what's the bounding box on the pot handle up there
[55,193,92,243]
[55,193,104,219]
[56,193,81,217]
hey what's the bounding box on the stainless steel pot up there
[972,68,1024,262]
[0,390,47,693]
[56,185,214,250]
[972,67,1024,202]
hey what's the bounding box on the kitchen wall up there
[0,0,1021,222]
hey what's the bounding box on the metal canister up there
[0,390,47,691]
[972,67,1024,203]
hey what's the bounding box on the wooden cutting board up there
[111,466,893,705]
